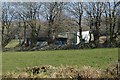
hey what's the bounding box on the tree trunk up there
[89,15,93,43]
[23,22,27,45]
[93,16,100,47]
[48,16,53,45]
[78,14,83,48]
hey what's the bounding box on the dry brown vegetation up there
[2,63,119,79]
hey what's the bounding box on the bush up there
[2,63,119,79]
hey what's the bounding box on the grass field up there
[5,39,19,48]
[2,48,118,72]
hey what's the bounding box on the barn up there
[74,31,94,45]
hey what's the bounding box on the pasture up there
[5,39,19,48]
[2,48,118,72]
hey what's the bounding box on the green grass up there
[5,39,19,48]
[2,48,118,72]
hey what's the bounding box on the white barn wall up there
[76,31,94,45]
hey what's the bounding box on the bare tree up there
[16,2,42,47]
[66,2,84,47]
[41,2,65,45]
[84,2,104,47]
[116,2,120,36]
[104,2,119,47]
[2,2,16,47]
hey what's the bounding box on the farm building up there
[54,31,94,45]
[21,30,95,48]
[75,31,94,45]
